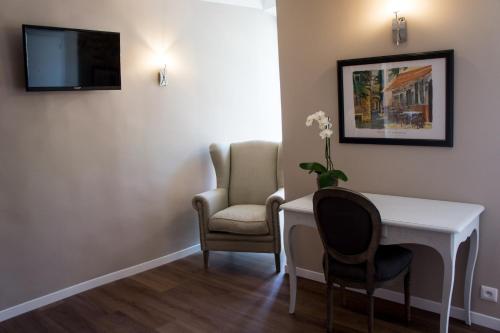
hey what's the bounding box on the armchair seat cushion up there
[209,205,269,235]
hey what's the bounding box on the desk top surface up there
[281,193,484,233]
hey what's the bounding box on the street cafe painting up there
[337,50,454,147]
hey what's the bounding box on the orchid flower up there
[299,110,348,188]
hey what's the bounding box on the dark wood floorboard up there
[0,252,496,333]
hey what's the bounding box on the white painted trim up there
[200,0,276,16]
[261,0,276,15]
[263,6,276,17]
[287,265,500,331]
[261,0,275,10]
[0,244,201,323]
[200,0,263,10]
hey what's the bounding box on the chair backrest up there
[209,141,283,206]
[313,187,381,265]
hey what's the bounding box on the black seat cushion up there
[323,245,413,283]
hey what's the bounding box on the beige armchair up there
[192,141,284,273]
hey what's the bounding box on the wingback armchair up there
[192,141,284,273]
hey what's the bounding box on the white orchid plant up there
[300,110,348,188]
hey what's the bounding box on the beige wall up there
[0,0,281,310]
[277,0,500,318]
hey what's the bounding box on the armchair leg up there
[404,269,411,324]
[367,289,374,333]
[274,253,281,273]
[203,250,209,269]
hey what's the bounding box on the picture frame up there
[337,50,454,147]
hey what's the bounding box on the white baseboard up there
[288,265,500,331]
[0,244,201,323]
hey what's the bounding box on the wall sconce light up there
[159,64,168,87]
[392,11,407,46]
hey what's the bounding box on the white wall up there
[0,0,281,311]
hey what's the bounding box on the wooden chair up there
[313,188,413,333]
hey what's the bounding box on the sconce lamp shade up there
[159,65,168,87]
[392,12,407,46]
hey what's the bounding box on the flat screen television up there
[23,25,121,91]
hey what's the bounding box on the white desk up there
[282,193,484,333]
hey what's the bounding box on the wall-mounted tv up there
[23,25,121,91]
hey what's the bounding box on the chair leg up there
[327,282,335,333]
[367,289,374,333]
[404,269,411,324]
[274,253,281,273]
[203,250,209,269]
[341,285,347,307]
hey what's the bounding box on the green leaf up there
[317,172,337,188]
[316,169,349,188]
[330,169,348,182]
[299,162,327,174]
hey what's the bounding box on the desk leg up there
[284,223,297,314]
[439,237,458,333]
[464,227,479,325]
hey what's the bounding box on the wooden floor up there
[0,252,495,333]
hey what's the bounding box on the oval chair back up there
[313,187,382,283]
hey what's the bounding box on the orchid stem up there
[325,138,333,171]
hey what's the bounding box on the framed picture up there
[337,50,454,147]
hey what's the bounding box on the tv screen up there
[23,25,121,91]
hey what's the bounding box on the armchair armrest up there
[193,189,228,248]
[266,188,285,212]
[192,188,228,217]
[266,188,285,253]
